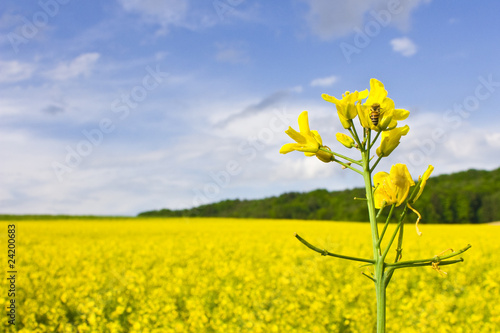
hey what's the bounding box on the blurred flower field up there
[1,218,499,332]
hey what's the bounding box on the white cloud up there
[290,85,303,93]
[45,53,100,80]
[390,37,417,56]
[215,42,250,64]
[310,75,338,87]
[485,132,500,148]
[118,0,189,33]
[118,0,188,20]
[0,60,36,83]
[390,111,500,177]
[302,0,431,40]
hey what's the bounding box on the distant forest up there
[138,167,500,224]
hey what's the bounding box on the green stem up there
[385,220,404,287]
[377,204,395,246]
[381,205,409,262]
[349,123,363,149]
[295,233,374,264]
[370,130,382,149]
[362,137,380,255]
[375,262,386,333]
[376,204,385,220]
[387,244,471,268]
[361,130,386,333]
[390,258,464,270]
[381,221,402,261]
[335,160,363,175]
[320,147,362,166]
[394,222,405,262]
[370,155,383,174]
[394,205,410,262]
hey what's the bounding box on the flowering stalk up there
[281,79,470,332]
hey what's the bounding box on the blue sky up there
[1,0,500,215]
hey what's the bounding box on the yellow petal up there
[284,127,306,143]
[391,164,414,186]
[323,90,366,127]
[373,171,389,186]
[365,78,388,106]
[381,97,395,110]
[373,171,391,208]
[311,130,323,146]
[358,89,369,100]
[321,93,341,104]
[390,164,414,206]
[373,165,415,208]
[376,125,409,157]
[280,143,300,154]
[297,111,311,133]
[412,165,434,202]
[393,108,410,120]
[338,113,351,129]
[357,105,372,129]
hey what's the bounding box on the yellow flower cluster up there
[280,79,411,161]
[2,218,498,332]
[322,78,409,132]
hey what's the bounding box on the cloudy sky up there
[1,0,500,216]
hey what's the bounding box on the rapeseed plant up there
[281,78,471,332]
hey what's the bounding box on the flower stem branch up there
[381,221,403,261]
[295,233,374,264]
[320,147,362,166]
[399,258,464,269]
[386,244,472,268]
[370,155,383,173]
[335,160,363,175]
[377,204,395,246]
[370,130,382,149]
[349,123,363,149]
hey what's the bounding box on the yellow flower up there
[322,90,368,129]
[376,125,410,157]
[280,111,333,162]
[358,79,410,131]
[336,133,355,148]
[373,164,415,209]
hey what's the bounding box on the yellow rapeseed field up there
[1,218,499,332]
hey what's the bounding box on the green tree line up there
[138,167,500,223]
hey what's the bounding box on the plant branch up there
[370,155,383,174]
[349,123,363,150]
[381,220,403,261]
[370,130,382,149]
[334,159,363,175]
[386,244,472,268]
[377,204,395,246]
[295,233,374,264]
[387,258,464,271]
[320,147,362,166]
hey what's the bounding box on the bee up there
[369,103,381,126]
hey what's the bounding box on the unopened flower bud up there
[336,133,355,148]
[316,146,334,163]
